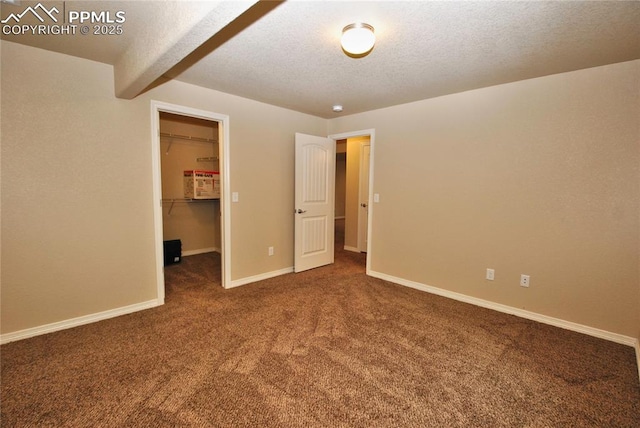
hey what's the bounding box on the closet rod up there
[160,132,217,144]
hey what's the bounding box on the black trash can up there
[163,239,182,265]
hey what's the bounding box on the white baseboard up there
[0,299,162,345]
[343,246,361,253]
[182,247,220,257]
[369,270,637,348]
[228,267,294,289]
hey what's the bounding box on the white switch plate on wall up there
[486,268,495,280]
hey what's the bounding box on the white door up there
[294,133,335,272]
[357,144,371,252]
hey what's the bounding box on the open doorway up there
[292,129,374,275]
[151,101,231,302]
[330,130,375,275]
[159,112,221,293]
[335,136,371,254]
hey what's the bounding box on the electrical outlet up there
[268,246,274,256]
[520,274,530,287]
[486,268,495,281]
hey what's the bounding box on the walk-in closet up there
[160,112,221,289]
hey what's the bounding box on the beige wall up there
[1,42,158,334]
[159,114,220,254]
[2,40,638,342]
[329,60,640,337]
[0,41,326,335]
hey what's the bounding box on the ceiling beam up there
[113,0,259,99]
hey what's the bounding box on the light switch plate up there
[486,269,495,281]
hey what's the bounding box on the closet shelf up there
[162,198,219,215]
[161,132,218,154]
[160,132,217,144]
[162,198,219,202]
[197,156,218,162]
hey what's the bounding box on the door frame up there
[328,129,375,275]
[150,101,232,301]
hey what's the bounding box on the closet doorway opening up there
[151,101,231,302]
[330,129,375,276]
[160,112,221,292]
[335,136,371,254]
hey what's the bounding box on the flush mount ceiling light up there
[332,104,343,113]
[341,23,375,57]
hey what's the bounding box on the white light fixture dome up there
[341,23,375,56]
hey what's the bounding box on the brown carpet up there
[2,220,639,427]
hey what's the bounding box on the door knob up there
[296,209,307,214]
[361,203,368,208]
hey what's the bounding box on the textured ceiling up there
[2,1,639,118]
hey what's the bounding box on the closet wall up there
[160,112,220,255]
[344,136,370,250]
[335,140,347,218]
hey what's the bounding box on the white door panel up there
[294,133,335,272]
